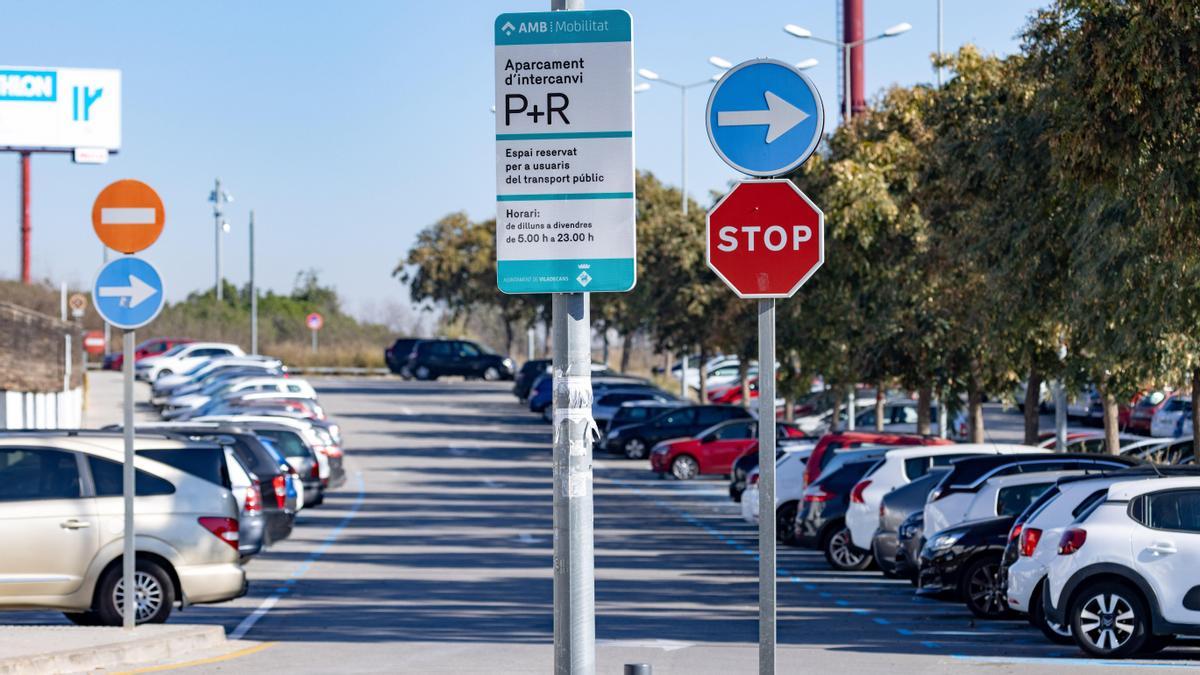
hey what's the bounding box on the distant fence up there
[0,302,83,428]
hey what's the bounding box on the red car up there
[650,418,804,480]
[802,431,953,487]
[103,337,193,370]
[1125,390,1168,434]
[707,378,758,404]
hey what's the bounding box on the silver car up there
[0,433,246,625]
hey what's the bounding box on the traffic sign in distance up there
[306,313,323,330]
[707,179,824,298]
[92,256,165,329]
[707,59,825,177]
[68,293,87,317]
[83,331,106,354]
[92,179,165,253]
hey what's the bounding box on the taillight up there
[749,473,760,486]
[850,480,871,504]
[243,481,262,516]
[310,462,320,479]
[1020,527,1043,557]
[1058,528,1086,555]
[879,503,886,517]
[198,517,239,550]
[1008,524,1024,542]
[804,487,835,502]
[272,474,287,509]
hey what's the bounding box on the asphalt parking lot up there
[4,377,1196,673]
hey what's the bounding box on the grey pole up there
[680,353,689,399]
[122,329,136,629]
[249,210,258,355]
[680,88,688,215]
[311,329,318,355]
[757,299,776,674]
[846,389,856,430]
[937,0,944,87]
[214,178,223,301]
[550,3,594,672]
[1054,382,1068,451]
[938,396,949,439]
[528,326,536,361]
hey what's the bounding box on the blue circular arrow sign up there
[706,59,825,177]
[92,256,165,330]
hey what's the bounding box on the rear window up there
[139,448,231,489]
[1072,489,1110,518]
[996,482,1053,517]
[902,453,975,481]
[256,429,312,458]
[89,456,175,496]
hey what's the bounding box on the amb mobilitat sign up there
[493,10,635,294]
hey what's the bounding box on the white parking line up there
[229,472,366,641]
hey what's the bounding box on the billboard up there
[0,66,121,152]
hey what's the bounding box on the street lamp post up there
[783,21,912,122]
[209,179,234,301]
[635,68,714,216]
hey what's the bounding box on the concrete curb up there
[0,624,226,675]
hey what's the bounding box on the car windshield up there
[161,344,189,357]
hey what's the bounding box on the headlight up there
[502,358,514,368]
[606,429,619,440]
[651,444,668,455]
[929,532,961,551]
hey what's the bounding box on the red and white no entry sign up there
[706,179,824,298]
[306,312,323,330]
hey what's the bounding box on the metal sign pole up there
[250,210,258,355]
[311,329,318,354]
[122,329,136,629]
[757,299,776,674]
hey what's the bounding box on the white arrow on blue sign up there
[92,256,165,330]
[706,59,825,177]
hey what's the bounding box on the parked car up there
[923,452,1136,535]
[846,445,1030,552]
[919,514,1020,617]
[162,377,317,419]
[1127,390,1170,434]
[0,433,245,626]
[593,388,679,432]
[192,416,327,506]
[803,432,953,488]
[151,356,282,400]
[1150,395,1191,437]
[104,337,194,371]
[872,468,948,579]
[606,400,689,437]
[136,342,245,382]
[404,339,513,381]
[527,365,623,413]
[384,337,426,375]
[671,355,739,391]
[603,405,753,460]
[793,457,883,570]
[1044,475,1200,658]
[729,437,818,503]
[649,419,804,480]
[513,358,551,401]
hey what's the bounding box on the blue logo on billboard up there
[0,69,57,102]
[72,86,103,121]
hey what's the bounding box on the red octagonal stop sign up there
[707,179,824,298]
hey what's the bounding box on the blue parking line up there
[952,655,1199,670]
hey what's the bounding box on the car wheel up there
[622,438,648,460]
[776,501,799,546]
[1030,585,1074,644]
[1069,581,1149,658]
[156,369,172,380]
[415,366,434,381]
[670,455,699,480]
[823,526,873,571]
[961,556,1010,619]
[95,560,175,626]
[483,366,501,381]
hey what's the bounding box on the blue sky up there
[0,1,1043,315]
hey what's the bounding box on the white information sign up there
[494,9,635,294]
[0,66,121,152]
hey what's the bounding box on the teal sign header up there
[495,9,631,46]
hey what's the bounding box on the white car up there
[1043,476,1200,658]
[672,355,739,391]
[1150,396,1191,437]
[1005,474,1137,642]
[136,342,245,381]
[845,445,1022,550]
[162,377,317,419]
[152,356,282,394]
[792,396,878,435]
[746,445,888,526]
[923,452,1131,535]
[739,446,815,525]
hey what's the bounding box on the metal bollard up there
[624,665,652,675]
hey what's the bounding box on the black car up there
[404,339,514,381]
[601,404,752,459]
[385,337,425,375]
[917,514,1016,619]
[896,510,925,584]
[793,457,881,570]
[513,358,551,400]
[928,452,1137,504]
[873,468,948,579]
[606,400,686,434]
